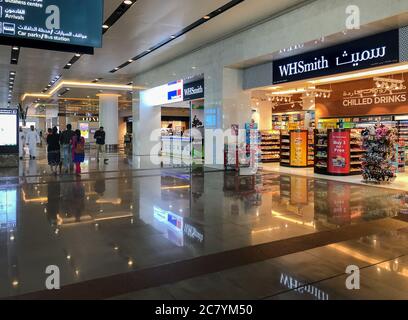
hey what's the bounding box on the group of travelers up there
[19,124,108,177]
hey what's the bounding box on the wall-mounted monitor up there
[0,109,18,154]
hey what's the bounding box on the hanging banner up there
[328,130,350,174]
[0,0,103,54]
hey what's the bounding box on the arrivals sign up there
[0,0,103,54]
[273,30,399,84]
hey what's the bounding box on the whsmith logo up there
[184,85,203,97]
[278,56,329,77]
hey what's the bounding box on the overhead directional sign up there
[0,0,103,54]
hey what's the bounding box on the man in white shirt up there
[19,127,26,160]
[26,125,40,160]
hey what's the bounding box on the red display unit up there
[314,129,364,176]
[328,129,351,175]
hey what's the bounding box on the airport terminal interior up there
[1,0,408,301]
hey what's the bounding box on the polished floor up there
[1,147,408,299]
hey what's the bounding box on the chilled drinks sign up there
[273,30,399,84]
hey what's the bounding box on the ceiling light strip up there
[60,0,138,80]
[103,0,138,34]
[110,0,246,72]
[10,46,20,65]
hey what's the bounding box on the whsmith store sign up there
[183,79,204,101]
[273,30,400,84]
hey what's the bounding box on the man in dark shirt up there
[94,127,108,163]
[60,124,76,173]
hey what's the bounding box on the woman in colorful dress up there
[71,129,85,176]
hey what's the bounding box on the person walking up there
[60,124,76,173]
[94,126,108,164]
[26,125,40,160]
[46,127,61,175]
[71,129,85,176]
[19,127,26,160]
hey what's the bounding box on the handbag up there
[75,140,85,154]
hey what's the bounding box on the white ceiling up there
[0,0,319,107]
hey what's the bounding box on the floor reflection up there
[0,170,407,298]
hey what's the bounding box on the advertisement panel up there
[290,131,307,167]
[0,108,18,154]
[143,80,184,106]
[328,130,350,174]
[79,122,89,140]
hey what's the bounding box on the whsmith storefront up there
[246,27,408,179]
[140,75,205,162]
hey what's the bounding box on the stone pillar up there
[99,94,120,152]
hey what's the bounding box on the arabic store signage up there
[0,0,103,53]
[273,30,399,84]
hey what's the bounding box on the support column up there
[99,94,119,152]
[133,91,161,156]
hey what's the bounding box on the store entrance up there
[249,64,408,184]
[159,99,205,166]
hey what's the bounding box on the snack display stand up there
[260,130,280,163]
[280,130,311,168]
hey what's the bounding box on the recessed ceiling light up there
[75,53,81,57]
[170,35,176,39]
[124,0,132,4]
[67,63,72,66]
[102,24,109,29]
[203,15,211,20]
[10,72,15,75]
[128,59,133,63]
[114,67,119,70]
[12,47,19,51]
